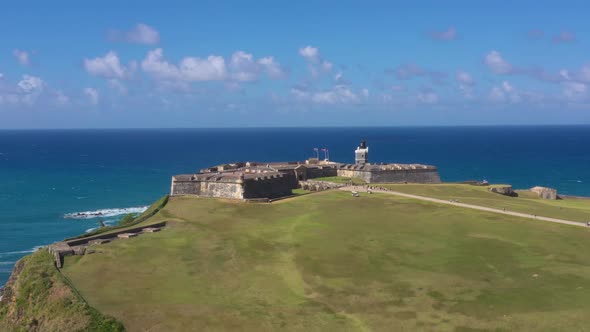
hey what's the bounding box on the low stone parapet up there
[488,185,516,197]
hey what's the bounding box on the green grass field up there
[62,190,590,331]
[379,184,590,222]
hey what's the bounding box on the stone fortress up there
[170,140,441,200]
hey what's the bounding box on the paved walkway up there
[341,186,587,228]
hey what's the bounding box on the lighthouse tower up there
[355,140,369,165]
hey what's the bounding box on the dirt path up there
[341,186,588,228]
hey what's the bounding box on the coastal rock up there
[530,186,558,200]
[489,185,516,197]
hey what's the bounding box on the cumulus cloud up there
[334,71,351,85]
[553,31,576,43]
[489,81,520,103]
[13,49,30,66]
[291,84,367,104]
[484,51,513,74]
[18,75,44,93]
[109,23,160,45]
[1,75,46,105]
[456,71,475,86]
[230,51,258,81]
[84,87,99,105]
[562,82,587,100]
[140,49,285,88]
[575,65,590,82]
[429,27,457,41]
[84,51,136,79]
[0,75,33,105]
[298,46,320,63]
[141,48,226,82]
[298,45,333,76]
[257,56,286,79]
[456,71,476,98]
[54,90,70,105]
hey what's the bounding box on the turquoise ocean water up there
[1,126,589,286]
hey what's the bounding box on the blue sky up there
[1,0,590,128]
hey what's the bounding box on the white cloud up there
[230,51,259,81]
[456,71,475,98]
[361,88,369,98]
[299,46,320,63]
[18,75,44,93]
[562,82,587,100]
[141,48,226,82]
[484,51,513,74]
[84,51,136,79]
[489,87,505,102]
[576,65,590,82]
[258,56,286,79]
[110,23,160,45]
[417,91,438,104]
[13,49,30,66]
[299,45,333,77]
[291,85,363,104]
[84,87,99,105]
[456,71,475,85]
[429,27,457,41]
[553,31,576,43]
[16,75,45,105]
[54,91,70,105]
[488,81,521,103]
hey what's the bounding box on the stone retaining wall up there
[300,180,346,192]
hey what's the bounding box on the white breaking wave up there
[0,261,15,265]
[0,246,44,258]
[64,206,148,220]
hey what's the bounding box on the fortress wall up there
[306,167,338,179]
[243,174,296,199]
[337,169,441,183]
[200,181,244,199]
[171,178,244,199]
[369,170,441,183]
[170,180,199,195]
[337,169,372,182]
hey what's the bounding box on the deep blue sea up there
[1,126,590,286]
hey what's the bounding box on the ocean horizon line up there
[2,124,590,131]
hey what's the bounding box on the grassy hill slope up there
[0,250,124,332]
[380,184,590,222]
[61,190,590,331]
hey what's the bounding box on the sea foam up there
[0,246,44,258]
[64,206,148,219]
